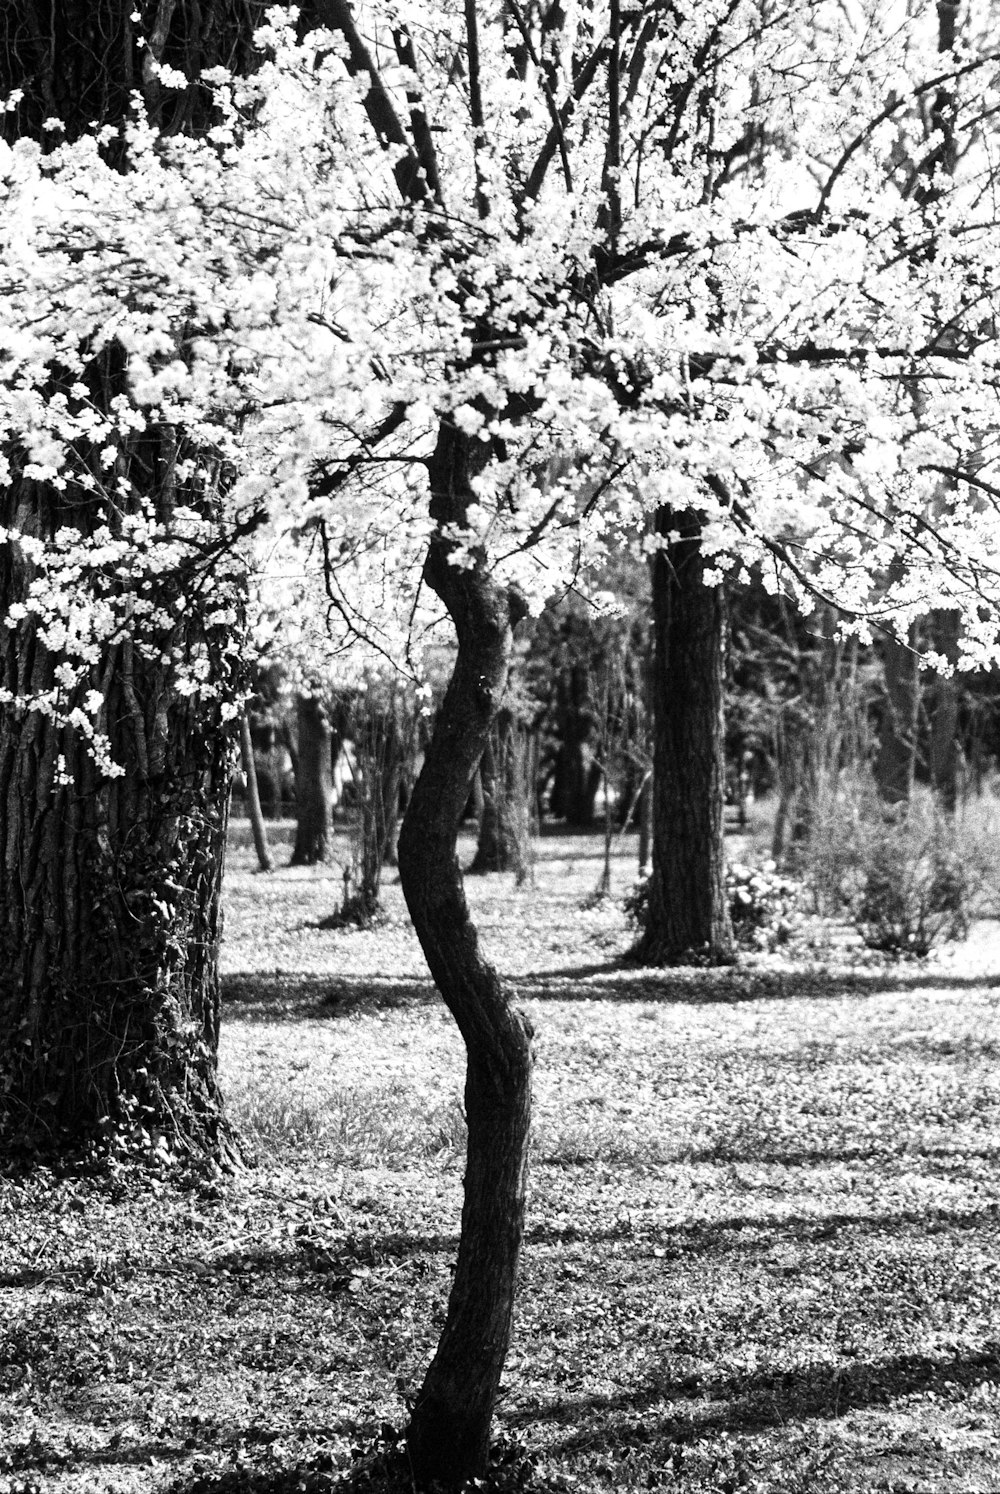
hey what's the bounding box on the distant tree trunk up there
[333,695,401,925]
[379,710,405,867]
[635,505,733,965]
[549,662,600,825]
[466,766,485,823]
[927,608,961,811]
[874,628,920,807]
[469,709,529,878]
[771,711,814,865]
[398,421,533,1488]
[240,714,274,872]
[290,694,333,865]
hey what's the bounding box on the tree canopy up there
[2,0,1000,754]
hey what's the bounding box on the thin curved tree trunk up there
[240,713,274,872]
[397,420,533,1488]
[636,504,733,965]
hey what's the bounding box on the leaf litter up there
[1,826,999,1491]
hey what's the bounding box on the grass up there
[2,820,1000,1491]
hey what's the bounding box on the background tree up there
[289,690,339,866]
[331,677,414,925]
[638,505,734,961]
[239,710,274,871]
[469,702,532,879]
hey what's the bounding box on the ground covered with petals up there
[1,822,999,1492]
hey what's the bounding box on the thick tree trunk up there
[290,693,333,865]
[240,713,274,872]
[469,709,529,878]
[635,506,733,965]
[397,422,533,1489]
[0,2,261,1166]
[0,477,241,1165]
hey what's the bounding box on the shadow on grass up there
[685,1142,1000,1167]
[515,962,1000,1002]
[188,1198,1000,1282]
[224,959,1000,1024]
[7,1418,357,1486]
[222,972,436,1021]
[513,1339,1000,1454]
[84,1342,1000,1492]
[523,1200,1000,1260]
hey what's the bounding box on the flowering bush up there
[624,861,801,953]
[726,861,802,951]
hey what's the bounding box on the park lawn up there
[1,822,1000,1493]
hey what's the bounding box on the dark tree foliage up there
[0,0,267,152]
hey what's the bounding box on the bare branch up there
[505,0,573,194]
[464,0,490,219]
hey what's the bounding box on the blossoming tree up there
[3,0,1000,1482]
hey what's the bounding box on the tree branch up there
[505,0,573,194]
[464,0,490,220]
[393,22,445,206]
[816,51,1000,216]
[309,0,432,205]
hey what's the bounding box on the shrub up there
[796,774,983,957]
[853,833,968,957]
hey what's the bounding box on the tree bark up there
[0,0,261,1166]
[397,421,533,1489]
[469,709,529,878]
[635,505,733,965]
[0,472,241,1165]
[290,693,334,865]
[240,713,274,872]
[927,608,961,811]
[874,627,920,807]
[549,661,601,825]
[335,695,400,924]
